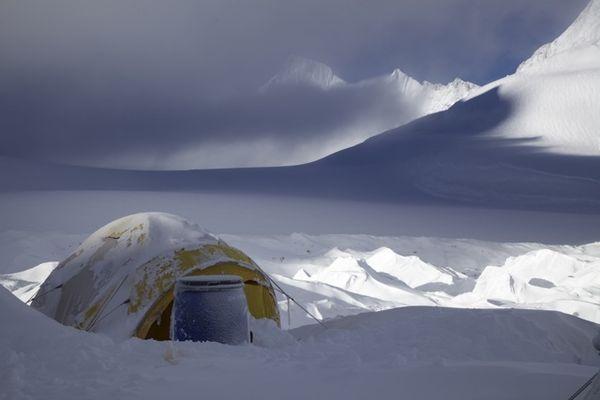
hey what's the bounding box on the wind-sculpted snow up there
[4,231,599,330]
[453,249,600,323]
[2,226,600,399]
[232,235,600,328]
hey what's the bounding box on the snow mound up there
[258,56,479,162]
[296,252,435,306]
[264,57,479,114]
[0,285,120,400]
[293,306,600,366]
[453,249,600,323]
[2,282,599,400]
[365,247,454,288]
[222,235,600,328]
[6,231,600,331]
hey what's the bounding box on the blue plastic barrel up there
[171,275,249,344]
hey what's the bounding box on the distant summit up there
[518,0,600,72]
[258,58,479,166]
[421,78,479,114]
[261,56,345,91]
[262,55,479,118]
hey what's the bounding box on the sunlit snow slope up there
[314,0,600,210]
[2,282,598,400]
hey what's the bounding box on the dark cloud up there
[0,71,416,168]
[0,0,588,169]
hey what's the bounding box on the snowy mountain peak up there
[420,77,480,113]
[388,68,423,95]
[422,77,478,93]
[447,78,479,91]
[261,55,345,91]
[390,68,410,79]
[518,0,600,72]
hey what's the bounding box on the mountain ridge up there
[518,0,600,72]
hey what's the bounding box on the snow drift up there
[2,281,599,400]
[5,231,599,329]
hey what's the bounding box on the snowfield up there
[2,230,599,329]
[1,213,598,399]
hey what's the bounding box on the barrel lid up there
[177,274,243,288]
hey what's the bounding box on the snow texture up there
[1,282,600,400]
[263,55,479,117]
[4,230,600,329]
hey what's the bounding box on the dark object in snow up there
[172,275,249,344]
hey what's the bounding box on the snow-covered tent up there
[31,212,280,339]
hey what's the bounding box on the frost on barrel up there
[172,275,249,344]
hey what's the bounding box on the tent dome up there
[31,212,280,339]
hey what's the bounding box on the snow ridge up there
[263,56,479,116]
[518,0,600,72]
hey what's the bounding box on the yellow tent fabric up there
[31,213,280,339]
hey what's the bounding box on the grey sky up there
[0,0,588,169]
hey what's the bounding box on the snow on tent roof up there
[31,212,280,339]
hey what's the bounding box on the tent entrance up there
[137,262,279,340]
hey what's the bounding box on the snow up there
[264,55,479,118]
[517,0,600,73]
[254,56,479,164]
[1,214,599,399]
[1,281,599,400]
[298,0,600,209]
[458,0,600,156]
[476,65,600,156]
[0,262,57,303]
[364,247,454,288]
[452,249,600,323]
[225,235,600,328]
[261,55,346,90]
[3,229,599,329]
